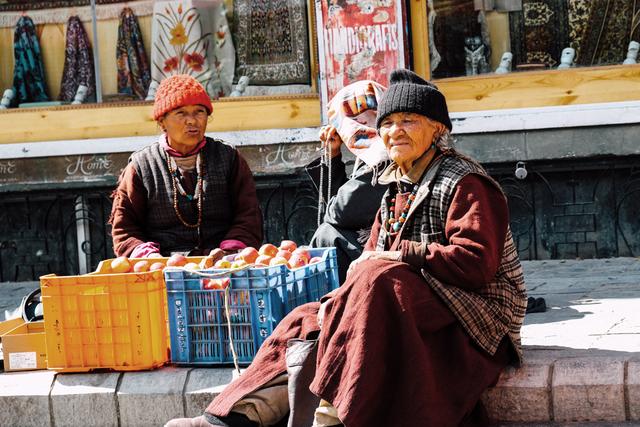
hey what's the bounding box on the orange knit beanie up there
[153,75,213,120]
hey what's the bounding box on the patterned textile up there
[509,0,569,68]
[431,0,490,78]
[151,0,235,98]
[0,0,123,12]
[117,7,151,99]
[568,0,640,66]
[232,0,309,85]
[375,154,528,362]
[59,15,95,102]
[327,80,388,168]
[12,15,49,105]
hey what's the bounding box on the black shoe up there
[526,296,547,314]
[204,412,258,427]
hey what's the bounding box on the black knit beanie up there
[376,69,452,131]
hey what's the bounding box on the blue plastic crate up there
[164,247,339,365]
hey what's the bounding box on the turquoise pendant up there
[186,194,193,201]
[392,222,401,232]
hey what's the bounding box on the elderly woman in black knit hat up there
[166,69,527,427]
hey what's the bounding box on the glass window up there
[0,0,315,110]
[427,0,640,79]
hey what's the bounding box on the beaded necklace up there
[385,183,419,236]
[165,151,203,228]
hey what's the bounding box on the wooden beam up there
[438,64,640,112]
[409,0,430,79]
[0,96,322,145]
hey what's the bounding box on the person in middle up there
[307,80,389,283]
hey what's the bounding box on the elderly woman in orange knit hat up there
[109,74,262,258]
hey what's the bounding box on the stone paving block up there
[552,358,626,422]
[483,363,551,422]
[184,369,235,417]
[50,372,121,427]
[117,367,190,427]
[0,370,56,427]
[628,359,640,421]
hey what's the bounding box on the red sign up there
[315,0,406,121]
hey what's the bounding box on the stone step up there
[1,346,638,426]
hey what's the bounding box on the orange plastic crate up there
[40,258,175,372]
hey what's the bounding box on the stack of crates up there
[164,247,339,365]
[39,258,174,372]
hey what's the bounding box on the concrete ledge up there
[0,370,55,427]
[1,348,639,426]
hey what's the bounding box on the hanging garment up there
[59,15,95,102]
[232,0,310,85]
[150,0,235,99]
[12,15,49,105]
[568,0,640,66]
[117,7,151,99]
[509,0,569,68]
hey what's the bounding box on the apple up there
[111,256,131,273]
[254,254,272,266]
[149,262,165,271]
[309,256,323,264]
[231,259,249,269]
[133,260,150,273]
[237,247,259,264]
[214,259,231,269]
[288,253,308,269]
[292,247,311,262]
[258,243,279,257]
[184,262,200,270]
[222,253,237,262]
[275,249,292,261]
[203,277,231,290]
[199,256,215,269]
[269,256,289,266]
[167,253,188,267]
[279,240,297,252]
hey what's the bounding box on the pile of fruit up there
[215,240,322,270]
[104,240,322,276]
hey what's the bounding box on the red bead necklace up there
[384,183,419,236]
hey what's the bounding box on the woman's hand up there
[319,125,343,159]
[317,300,329,328]
[347,251,402,277]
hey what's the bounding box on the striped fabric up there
[376,154,528,364]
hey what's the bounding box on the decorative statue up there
[623,41,640,65]
[464,36,490,76]
[145,80,159,101]
[557,47,575,70]
[495,52,513,74]
[0,88,14,109]
[71,85,89,105]
[230,76,250,97]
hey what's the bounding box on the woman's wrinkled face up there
[159,104,209,152]
[378,112,442,170]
